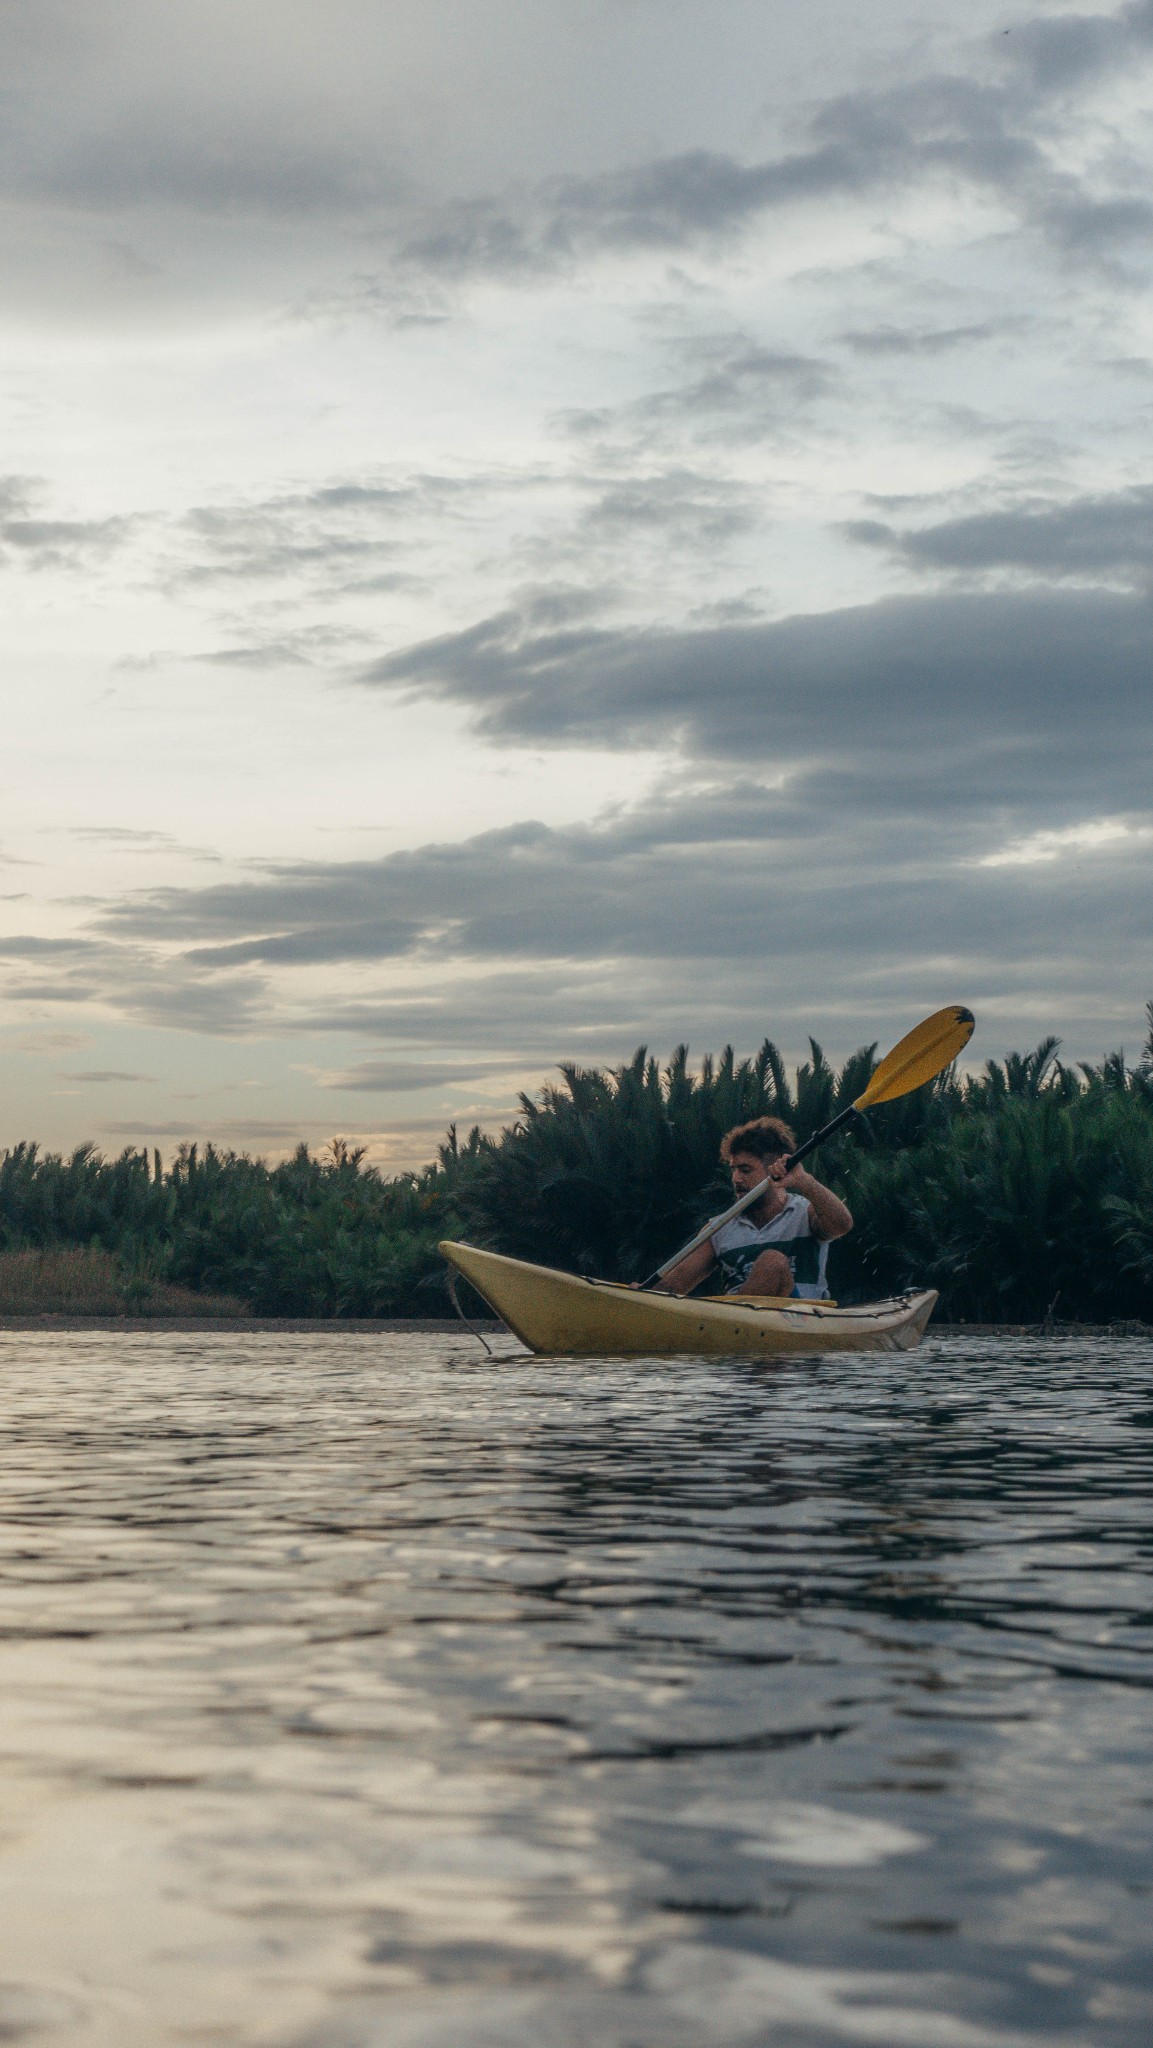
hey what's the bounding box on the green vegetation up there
[2,1008,1152,1322]
[447,1013,1153,1323]
[0,1137,449,1317]
[0,1247,244,1318]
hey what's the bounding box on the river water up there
[0,1329,1150,2048]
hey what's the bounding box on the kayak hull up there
[440,1241,937,1358]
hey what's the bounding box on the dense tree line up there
[2,1008,1152,1322]
[0,1136,448,1316]
[447,1014,1153,1322]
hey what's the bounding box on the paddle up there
[642,1005,975,1288]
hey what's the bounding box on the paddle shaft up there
[644,1101,860,1287]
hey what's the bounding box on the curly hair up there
[720,1115,797,1164]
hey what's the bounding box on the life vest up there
[710,1192,831,1298]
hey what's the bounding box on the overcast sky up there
[3,0,1152,1167]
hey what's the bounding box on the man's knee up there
[742,1249,794,1296]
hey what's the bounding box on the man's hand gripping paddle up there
[640,1005,975,1290]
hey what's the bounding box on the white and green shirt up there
[710,1193,830,1298]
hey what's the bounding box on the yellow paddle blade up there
[853,1005,974,1111]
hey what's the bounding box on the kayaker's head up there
[721,1117,797,1206]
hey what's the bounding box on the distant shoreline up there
[0,1315,501,1333]
[0,1315,1148,1337]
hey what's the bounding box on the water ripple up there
[0,1329,1149,2045]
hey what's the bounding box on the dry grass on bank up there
[0,1248,248,1319]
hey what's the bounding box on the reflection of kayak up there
[440,1241,938,1359]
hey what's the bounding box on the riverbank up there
[0,1315,501,1332]
[0,1315,1148,1335]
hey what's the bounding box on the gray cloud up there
[173,461,760,616]
[84,834,1152,1078]
[5,2,1153,302]
[199,621,390,669]
[305,923,1153,1069]
[98,1117,343,1143]
[100,813,1149,971]
[180,486,414,586]
[9,715,1149,1076]
[560,336,834,452]
[1037,192,1153,261]
[849,486,1153,581]
[0,5,408,222]
[2,517,129,568]
[396,142,876,278]
[394,50,1065,283]
[35,577,1145,1078]
[0,478,129,571]
[0,935,106,958]
[387,14,1153,290]
[201,641,316,670]
[0,477,36,515]
[61,1069,155,1083]
[59,826,223,867]
[69,827,178,844]
[1006,0,1153,90]
[838,322,1021,357]
[42,126,395,219]
[113,971,271,1038]
[359,585,1153,795]
[314,4,1153,356]
[319,1059,518,1094]
[394,142,925,284]
[642,340,832,412]
[0,921,271,1037]
[171,473,488,599]
[579,471,760,548]
[2,982,102,1006]
[11,1031,88,1053]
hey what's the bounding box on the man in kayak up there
[655,1116,853,1300]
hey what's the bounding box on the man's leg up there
[733,1249,794,1297]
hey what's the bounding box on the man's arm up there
[653,1239,718,1295]
[774,1162,853,1240]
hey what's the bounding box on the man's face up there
[727,1149,780,1196]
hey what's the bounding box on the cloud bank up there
[3,0,1153,1163]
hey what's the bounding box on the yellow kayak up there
[440,1241,937,1358]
